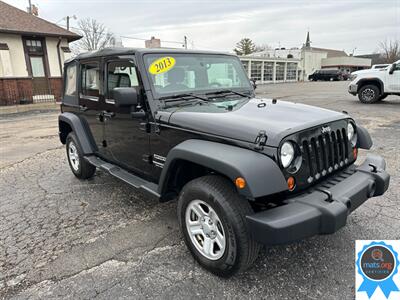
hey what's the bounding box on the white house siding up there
[45,37,71,77]
[0,33,28,77]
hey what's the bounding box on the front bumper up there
[348,83,358,95]
[246,154,390,245]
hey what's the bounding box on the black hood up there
[161,98,349,147]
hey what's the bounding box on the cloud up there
[5,0,399,53]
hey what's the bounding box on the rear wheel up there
[177,175,261,277]
[66,132,96,179]
[358,85,380,103]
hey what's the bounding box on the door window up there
[106,61,139,99]
[81,62,100,98]
[30,57,45,77]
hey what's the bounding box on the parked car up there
[58,48,390,277]
[308,69,344,81]
[349,60,400,103]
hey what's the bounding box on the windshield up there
[144,53,252,98]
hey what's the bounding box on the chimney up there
[27,4,39,16]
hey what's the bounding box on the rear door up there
[103,58,152,177]
[78,60,105,154]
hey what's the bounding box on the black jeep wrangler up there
[58,48,390,277]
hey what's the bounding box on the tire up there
[66,132,96,179]
[177,175,261,277]
[358,84,380,104]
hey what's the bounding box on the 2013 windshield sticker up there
[149,57,176,75]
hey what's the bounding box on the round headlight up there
[347,123,356,145]
[280,142,295,168]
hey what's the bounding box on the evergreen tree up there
[233,38,256,55]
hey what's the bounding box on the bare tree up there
[254,43,272,52]
[378,40,400,63]
[72,18,115,54]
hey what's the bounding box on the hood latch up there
[254,130,268,150]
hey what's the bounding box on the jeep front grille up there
[301,128,350,183]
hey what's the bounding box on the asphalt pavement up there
[1,81,399,299]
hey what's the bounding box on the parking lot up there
[1,81,399,299]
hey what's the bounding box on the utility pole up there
[184,36,188,50]
[28,0,32,14]
[64,15,76,31]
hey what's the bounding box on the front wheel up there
[358,85,380,104]
[177,175,261,277]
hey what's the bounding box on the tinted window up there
[81,62,100,98]
[106,61,139,99]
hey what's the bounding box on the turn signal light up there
[353,148,358,160]
[287,176,295,191]
[235,177,246,189]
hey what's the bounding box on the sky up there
[4,0,400,54]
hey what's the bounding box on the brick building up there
[0,1,81,105]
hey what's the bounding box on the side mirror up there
[113,87,138,107]
[389,64,396,75]
[250,78,257,90]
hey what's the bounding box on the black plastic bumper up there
[246,154,390,245]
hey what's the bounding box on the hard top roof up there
[66,47,235,63]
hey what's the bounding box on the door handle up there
[102,111,115,118]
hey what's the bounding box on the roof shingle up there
[0,1,81,41]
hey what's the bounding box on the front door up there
[30,56,50,95]
[386,63,400,92]
[103,59,151,177]
[24,38,50,98]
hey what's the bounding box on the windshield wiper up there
[159,93,209,102]
[206,89,251,99]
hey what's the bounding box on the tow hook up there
[369,163,378,173]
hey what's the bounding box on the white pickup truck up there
[348,60,400,103]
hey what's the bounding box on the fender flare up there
[158,139,288,199]
[356,125,373,150]
[58,112,96,154]
[357,78,384,95]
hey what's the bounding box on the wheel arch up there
[357,78,384,95]
[58,112,97,154]
[158,140,288,201]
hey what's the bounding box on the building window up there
[263,62,274,81]
[29,56,45,77]
[286,63,297,80]
[25,39,43,53]
[276,62,285,81]
[251,61,262,81]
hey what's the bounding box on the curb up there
[0,102,60,115]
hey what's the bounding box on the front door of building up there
[24,38,50,99]
[30,55,50,95]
